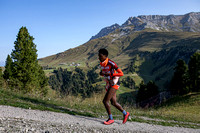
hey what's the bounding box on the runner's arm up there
[112,68,123,77]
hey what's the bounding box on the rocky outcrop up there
[90,12,200,40]
[90,23,120,40]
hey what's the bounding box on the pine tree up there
[136,81,147,102]
[37,65,48,95]
[0,67,3,88]
[170,59,189,95]
[136,81,159,102]
[146,81,159,97]
[10,26,48,94]
[3,55,13,80]
[188,52,200,92]
[0,68,3,77]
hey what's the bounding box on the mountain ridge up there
[90,12,200,41]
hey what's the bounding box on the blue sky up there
[0,0,199,66]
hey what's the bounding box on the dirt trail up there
[0,105,199,133]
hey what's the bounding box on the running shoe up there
[123,112,130,124]
[103,119,114,125]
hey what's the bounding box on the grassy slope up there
[39,31,200,88]
[38,31,200,67]
[0,87,199,128]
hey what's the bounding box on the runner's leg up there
[110,92,124,112]
[103,87,117,115]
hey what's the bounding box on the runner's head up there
[98,48,108,62]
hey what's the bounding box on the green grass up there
[129,93,200,124]
[116,85,133,95]
[0,88,94,117]
[0,87,199,129]
[129,116,199,129]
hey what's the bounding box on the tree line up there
[48,67,103,98]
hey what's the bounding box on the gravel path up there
[0,105,199,133]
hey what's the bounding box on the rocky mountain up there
[90,24,120,40]
[90,12,200,40]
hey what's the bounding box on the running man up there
[98,48,130,125]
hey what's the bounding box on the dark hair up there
[99,48,108,56]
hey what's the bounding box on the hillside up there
[39,31,200,68]
[39,12,200,89]
[39,30,200,89]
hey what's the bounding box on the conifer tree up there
[136,81,159,102]
[10,26,48,94]
[0,68,2,77]
[170,59,189,95]
[188,52,200,92]
[136,81,147,102]
[3,55,13,80]
[0,67,3,88]
[37,65,48,95]
[146,81,159,97]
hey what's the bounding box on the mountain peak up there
[90,12,200,40]
[90,23,120,40]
